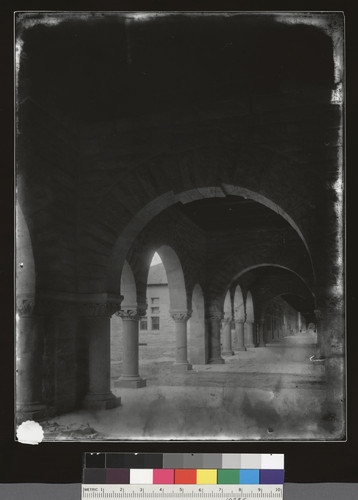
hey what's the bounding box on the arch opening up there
[233,285,245,321]
[245,291,255,323]
[106,185,314,293]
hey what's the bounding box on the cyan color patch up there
[239,469,260,484]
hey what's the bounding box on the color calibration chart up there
[82,453,284,499]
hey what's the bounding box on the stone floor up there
[42,332,336,441]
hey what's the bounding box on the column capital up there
[77,293,124,317]
[222,316,232,324]
[245,319,254,325]
[206,309,224,321]
[21,292,124,317]
[116,307,141,321]
[79,298,123,317]
[234,318,245,325]
[170,310,192,322]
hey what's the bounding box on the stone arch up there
[106,185,314,294]
[16,204,36,299]
[188,284,207,364]
[246,291,255,322]
[208,263,314,327]
[233,285,245,321]
[235,264,313,296]
[154,245,188,312]
[261,292,310,318]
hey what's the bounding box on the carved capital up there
[137,304,148,318]
[235,319,245,325]
[170,310,192,322]
[35,297,78,316]
[79,300,122,317]
[17,292,124,317]
[206,310,224,321]
[116,308,140,321]
[78,293,123,317]
[222,316,232,324]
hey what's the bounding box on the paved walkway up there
[42,334,333,441]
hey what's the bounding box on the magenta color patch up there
[153,469,174,484]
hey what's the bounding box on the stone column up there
[82,300,122,410]
[258,318,266,347]
[170,311,192,371]
[207,311,225,364]
[115,307,146,388]
[221,317,234,355]
[16,298,48,422]
[234,319,246,351]
[244,320,255,348]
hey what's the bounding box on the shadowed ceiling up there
[18,13,334,122]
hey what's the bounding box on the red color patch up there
[175,469,197,484]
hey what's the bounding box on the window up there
[151,316,160,330]
[151,297,160,305]
[151,306,160,314]
[140,318,148,330]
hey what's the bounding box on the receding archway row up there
[15,182,321,419]
[112,248,314,392]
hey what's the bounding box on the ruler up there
[81,484,283,499]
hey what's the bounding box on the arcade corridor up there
[16,12,344,441]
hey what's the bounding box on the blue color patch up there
[260,469,285,484]
[239,469,260,484]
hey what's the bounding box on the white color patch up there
[240,454,262,469]
[261,454,284,470]
[130,469,153,484]
[16,420,44,445]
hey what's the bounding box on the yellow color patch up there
[196,469,217,484]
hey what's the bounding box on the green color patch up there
[217,469,240,484]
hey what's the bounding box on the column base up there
[245,344,255,348]
[222,350,234,356]
[16,403,50,423]
[209,357,225,364]
[173,362,192,372]
[235,347,247,351]
[258,343,266,347]
[114,377,146,389]
[82,392,121,410]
